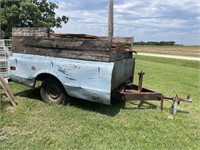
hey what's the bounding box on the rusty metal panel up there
[111,58,134,90]
[121,84,163,101]
[8,53,134,105]
[123,92,163,101]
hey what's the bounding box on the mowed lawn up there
[1,56,200,150]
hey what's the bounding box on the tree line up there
[134,41,176,46]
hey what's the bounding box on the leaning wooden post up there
[108,0,114,39]
[0,75,17,106]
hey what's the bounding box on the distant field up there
[134,45,200,57]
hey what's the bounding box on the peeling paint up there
[31,66,36,71]
[8,53,134,105]
[65,77,76,81]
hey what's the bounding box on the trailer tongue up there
[120,71,192,115]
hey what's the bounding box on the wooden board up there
[0,75,17,106]
[12,27,49,37]
[12,36,111,52]
[50,33,99,39]
[11,44,132,62]
[12,27,134,62]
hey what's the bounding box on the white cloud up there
[51,0,200,45]
[114,1,141,12]
[196,16,200,22]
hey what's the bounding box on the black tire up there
[40,77,67,104]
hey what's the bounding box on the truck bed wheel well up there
[35,73,63,88]
[36,73,57,81]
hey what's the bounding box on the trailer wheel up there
[40,77,67,104]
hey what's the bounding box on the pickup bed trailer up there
[9,27,134,105]
[7,0,191,114]
[8,28,191,114]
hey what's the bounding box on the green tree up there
[0,0,68,38]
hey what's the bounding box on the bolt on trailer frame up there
[0,39,12,80]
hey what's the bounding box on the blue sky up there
[50,0,200,45]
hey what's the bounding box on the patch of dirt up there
[5,106,16,113]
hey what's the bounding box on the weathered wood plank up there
[12,27,49,37]
[12,36,132,52]
[19,37,111,51]
[50,33,99,39]
[12,45,132,62]
[111,43,131,51]
[99,37,133,44]
[0,75,18,106]
[12,27,134,62]
[100,36,133,51]
[112,37,133,44]
[50,34,133,44]
[111,37,133,51]
[110,51,132,61]
[12,46,110,61]
[12,37,110,52]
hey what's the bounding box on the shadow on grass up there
[124,101,158,110]
[14,87,42,102]
[15,88,184,116]
[14,87,125,116]
[68,97,125,116]
[176,110,189,114]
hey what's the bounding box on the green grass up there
[1,56,200,150]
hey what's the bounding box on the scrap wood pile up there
[12,27,134,62]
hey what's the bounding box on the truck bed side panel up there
[9,53,114,105]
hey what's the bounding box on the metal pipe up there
[108,0,114,39]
